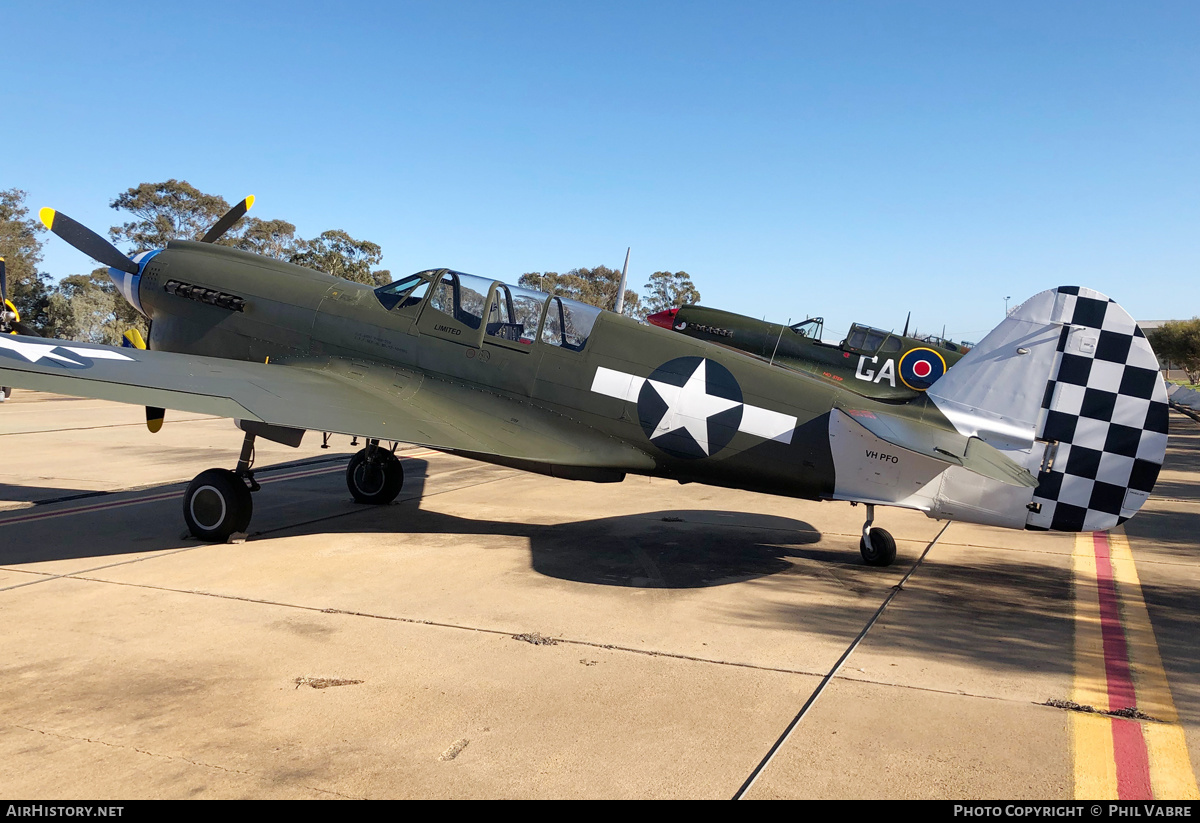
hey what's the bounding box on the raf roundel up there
[898,347,947,391]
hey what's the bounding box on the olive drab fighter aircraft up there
[0,197,1170,566]
[647,305,968,402]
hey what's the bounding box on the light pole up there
[1005,295,1011,316]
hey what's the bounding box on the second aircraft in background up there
[647,305,969,401]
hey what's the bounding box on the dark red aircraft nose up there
[646,308,679,329]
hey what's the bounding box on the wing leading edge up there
[0,335,655,472]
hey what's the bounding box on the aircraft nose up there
[646,308,680,329]
[108,250,160,317]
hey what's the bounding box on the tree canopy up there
[105,179,390,287]
[10,180,394,343]
[0,188,53,329]
[641,270,700,314]
[7,180,705,345]
[1148,318,1200,384]
[109,180,233,250]
[516,265,703,318]
[518,265,643,317]
[289,229,390,287]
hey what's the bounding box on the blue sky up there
[3,1,1196,342]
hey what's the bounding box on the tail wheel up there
[184,468,253,542]
[859,528,897,567]
[346,448,404,504]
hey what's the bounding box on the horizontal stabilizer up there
[838,406,1037,488]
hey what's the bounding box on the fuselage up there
[648,305,967,401]
[125,241,955,503]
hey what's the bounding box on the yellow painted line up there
[1073,533,1118,798]
[1146,724,1199,801]
[1071,529,1199,800]
[1072,534,1110,713]
[1109,529,1198,799]
[1074,711,1118,799]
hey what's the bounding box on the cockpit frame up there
[374,269,603,354]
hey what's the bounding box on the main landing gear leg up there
[346,439,404,505]
[858,504,897,567]
[183,430,257,542]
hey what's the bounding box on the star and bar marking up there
[591,358,796,458]
[0,335,135,367]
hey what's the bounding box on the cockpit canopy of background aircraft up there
[374,269,603,351]
[843,323,902,354]
[790,317,824,339]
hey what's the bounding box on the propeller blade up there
[1,256,6,306]
[122,328,147,349]
[200,195,255,244]
[39,208,138,275]
[146,406,165,433]
[12,321,42,338]
[118,328,161,429]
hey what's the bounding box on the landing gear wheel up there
[184,468,253,542]
[346,448,404,504]
[859,528,897,567]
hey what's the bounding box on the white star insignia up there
[645,360,742,455]
[590,363,799,448]
[0,335,83,365]
[0,335,135,365]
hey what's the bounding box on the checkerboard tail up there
[929,287,1168,532]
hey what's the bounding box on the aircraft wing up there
[0,335,655,472]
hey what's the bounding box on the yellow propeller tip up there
[245,195,255,210]
[38,207,56,229]
[147,418,164,434]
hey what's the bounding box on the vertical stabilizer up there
[927,287,1168,532]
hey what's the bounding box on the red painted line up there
[1094,533,1137,710]
[1093,532,1154,800]
[1112,718,1154,800]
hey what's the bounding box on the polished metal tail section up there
[1024,288,1168,530]
[927,287,1169,532]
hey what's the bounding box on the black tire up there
[346,448,404,504]
[183,468,253,542]
[859,528,897,567]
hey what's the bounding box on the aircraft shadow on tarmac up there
[5,454,1200,711]
[366,504,825,589]
[0,456,826,589]
[0,483,110,506]
[289,458,830,589]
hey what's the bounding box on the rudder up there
[1026,286,1169,531]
